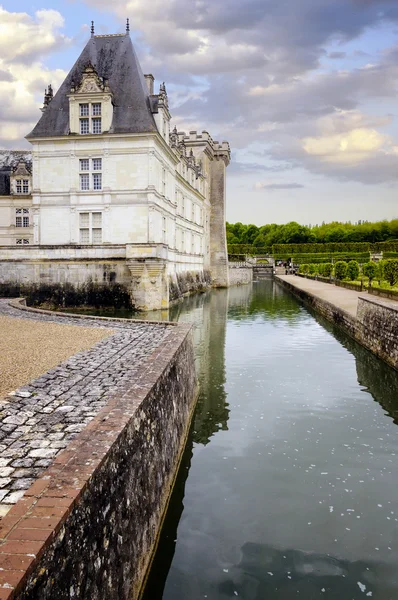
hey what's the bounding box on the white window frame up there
[79,211,102,244]
[79,158,102,191]
[15,208,29,228]
[79,102,102,134]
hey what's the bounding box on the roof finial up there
[126,18,130,33]
[91,21,95,37]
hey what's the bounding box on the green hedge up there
[273,242,371,254]
[227,240,398,257]
[289,252,370,264]
[227,244,272,255]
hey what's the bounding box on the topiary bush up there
[383,259,398,287]
[362,261,378,286]
[334,261,348,281]
[308,264,318,275]
[347,260,360,281]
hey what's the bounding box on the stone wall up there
[0,321,198,600]
[357,296,398,369]
[276,276,398,371]
[368,287,398,301]
[228,266,253,286]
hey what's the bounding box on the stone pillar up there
[209,152,230,287]
[127,260,169,311]
[126,244,170,311]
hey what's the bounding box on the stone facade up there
[0,28,230,310]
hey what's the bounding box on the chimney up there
[144,74,154,95]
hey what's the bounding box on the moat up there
[69,280,398,599]
[137,280,398,600]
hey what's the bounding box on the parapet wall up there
[276,277,398,371]
[0,319,197,600]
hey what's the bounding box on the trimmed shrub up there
[347,260,360,281]
[334,261,348,280]
[308,264,318,275]
[362,261,378,286]
[299,264,309,274]
[317,263,333,277]
[384,259,398,287]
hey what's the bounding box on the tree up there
[363,262,378,286]
[377,260,385,286]
[334,261,348,280]
[383,259,398,287]
[346,260,359,281]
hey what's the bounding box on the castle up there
[0,23,230,310]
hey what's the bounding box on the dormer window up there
[15,179,29,194]
[79,102,102,134]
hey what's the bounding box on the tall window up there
[162,168,166,196]
[79,158,102,191]
[79,103,102,134]
[79,212,102,244]
[15,208,29,227]
[191,203,195,222]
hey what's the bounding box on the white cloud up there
[0,7,69,146]
[0,7,70,63]
[253,181,305,190]
[302,128,389,164]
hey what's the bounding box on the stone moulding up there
[275,276,398,371]
[0,309,198,600]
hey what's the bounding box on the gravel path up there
[0,315,113,397]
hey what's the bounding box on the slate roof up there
[0,169,10,195]
[27,34,158,139]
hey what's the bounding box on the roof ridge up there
[94,34,126,38]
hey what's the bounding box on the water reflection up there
[141,280,398,600]
[217,542,398,599]
[317,316,398,425]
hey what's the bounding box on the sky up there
[1,1,398,226]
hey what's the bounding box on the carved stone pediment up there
[12,161,31,176]
[75,63,105,94]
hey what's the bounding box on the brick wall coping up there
[0,319,192,599]
[8,298,178,327]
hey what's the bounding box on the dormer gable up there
[10,160,32,196]
[68,62,113,135]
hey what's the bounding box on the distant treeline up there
[227,219,398,248]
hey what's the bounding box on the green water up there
[140,280,398,600]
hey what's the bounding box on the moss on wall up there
[0,280,132,309]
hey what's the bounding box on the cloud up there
[0,7,70,64]
[253,182,305,190]
[328,52,347,59]
[0,8,69,146]
[302,128,388,164]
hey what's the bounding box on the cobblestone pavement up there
[0,300,172,513]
